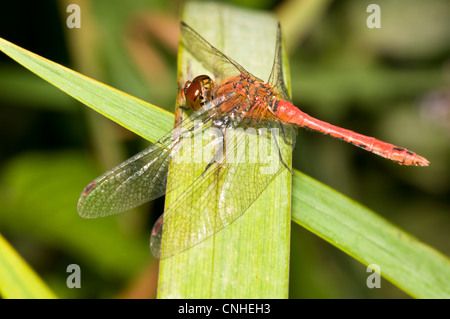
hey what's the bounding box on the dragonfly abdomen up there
[274,100,429,166]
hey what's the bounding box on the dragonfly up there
[78,21,429,259]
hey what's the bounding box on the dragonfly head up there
[182,75,214,111]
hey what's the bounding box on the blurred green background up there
[0,0,448,298]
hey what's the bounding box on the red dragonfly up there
[78,22,429,259]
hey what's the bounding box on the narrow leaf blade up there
[0,37,173,143]
[0,233,57,299]
[292,170,450,298]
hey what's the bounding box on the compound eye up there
[184,75,213,111]
[184,79,202,110]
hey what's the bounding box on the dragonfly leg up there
[201,118,229,176]
[178,104,190,111]
[267,107,296,147]
[202,134,224,176]
[267,121,293,174]
[279,123,296,147]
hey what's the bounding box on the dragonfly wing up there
[150,213,164,258]
[151,115,296,259]
[77,143,170,218]
[77,95,229,219]
[267,23,291,102]
[180,22,263,83]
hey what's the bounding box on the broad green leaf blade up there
[0,37,173,144]
[157,3,292,298]
[0,233,57,299]
[292,170,450,299]
[1,2,448,299]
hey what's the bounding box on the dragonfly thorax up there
[216,74,279,120]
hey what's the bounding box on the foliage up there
[0,0,449,298]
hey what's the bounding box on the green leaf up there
[0,151,151,280]
[157,3,292,298]
[0,233,57,299]
[1,1,448,299]
[292,171,450,298]
[0,37,173,144]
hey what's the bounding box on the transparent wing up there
[182,21,290,101]
[267,23,291,102]
[149,23,296,259]
[181,22,263,83]
[150,115,296,259]
[78,143,170,218]
[77,94,233,219]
